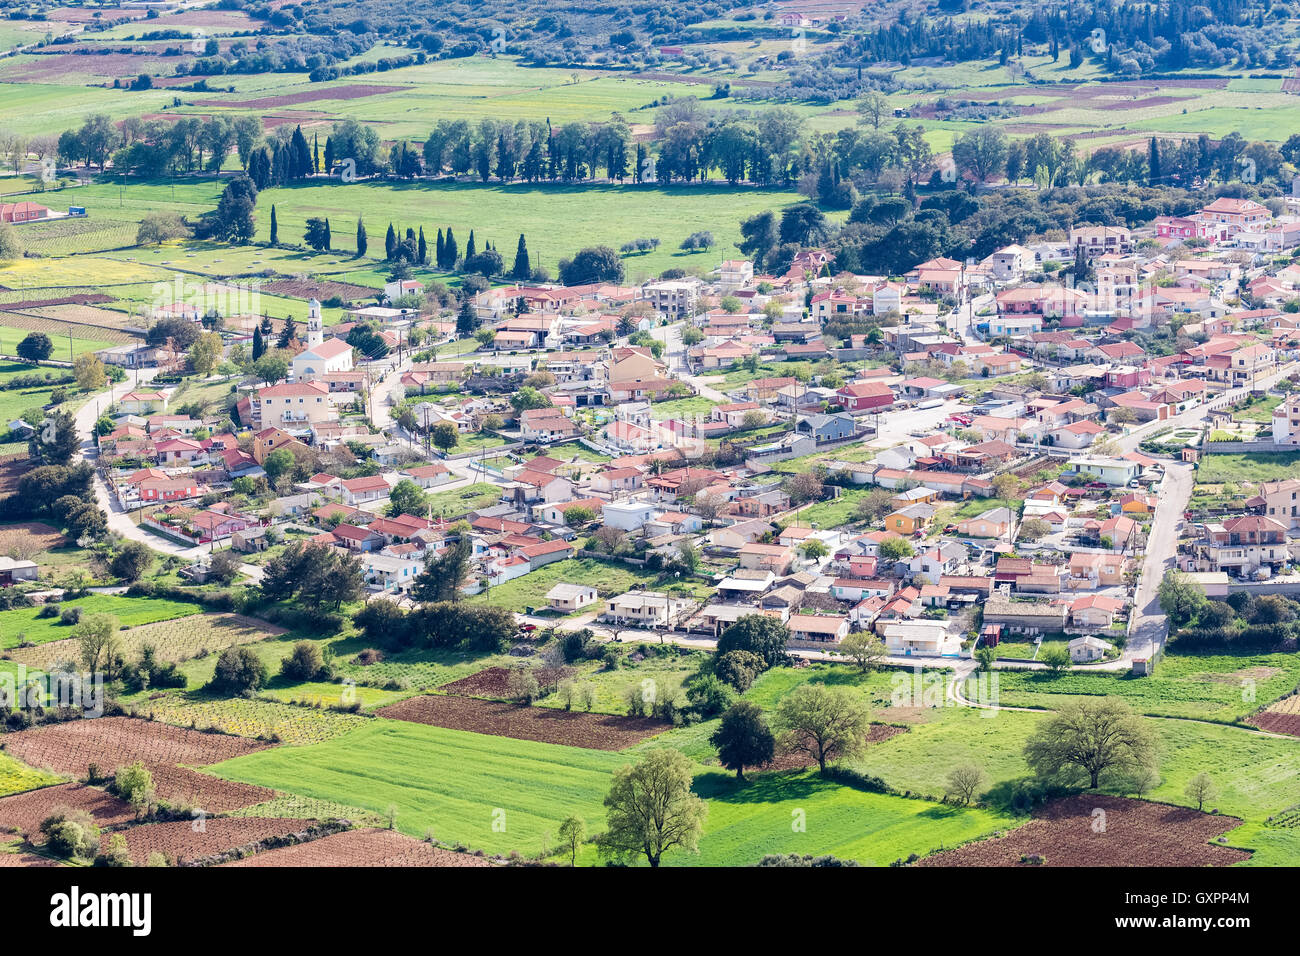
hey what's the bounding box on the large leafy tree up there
[710,701,776,781]
[774,684,872,773]
[1023,698,1157,789]
[599,748,707,868]
[716,614,789,669]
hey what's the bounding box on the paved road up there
[1125,461,1194,662]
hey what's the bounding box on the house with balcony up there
[254,381,334,430]
[1189,515,1291,577]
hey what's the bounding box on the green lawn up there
[649,396,719,421]
[209,719,628,856]
[467,556,711,614]
[686,769,1013,867]
[982,650,1300,722]
[1234,394,1284,423]
[855,705,1300,831]
[422,482,501,519]
[0,594,202,649]
[1197,451,1300,484]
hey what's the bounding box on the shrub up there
[280,641,332,681]
[98,833,131,867]
[112,761,156,813]
[40,808,100,860]
[208,645,269,695]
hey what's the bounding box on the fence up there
[1201,440,1289,453]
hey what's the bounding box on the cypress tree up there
[269,204,278,245]
[356,218,367,257]
[512,234,530,280]
[465,229,476,260]
[324,137,335,174]
[444,228,458,268]
[385,223,397,260]
[417,227,427,265]
[290,126,312,178]
[313,133,320,174]
[436,228,445,269]
[324,218,331,251]
[252,325,265,360]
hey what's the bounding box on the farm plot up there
[377,694,667,750]
[222,827,494,867]
[0,593,203,649]
[100,817,318,867]
[682,770,1012,868]
[17,217,139,257]
[439,665,575,699]
[140,694,371,747]
[983,651,1300,722]
[209,720,627,856]
[1,717,271,796]
[22,302,143,334]
[0,313,122,355]
[0,521,65,560]
[918,795,1250,867]
[260,277,379,303]
[1248,694,1300,737]
[8,612,285,671]
[0,783,134,838]
[0,750,63,799]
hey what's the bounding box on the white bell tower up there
[307,298,323,347]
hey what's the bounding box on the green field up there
[0,325,115,363]
[0,751,63,797]
[687,769,1013,867]
[1196,451,1300,483]
[75,178,805,283]
[468,556,711,613]
[422,481,501,519]
[981,651,1300,722]
[0,594,203,649]
[854,705,1300,842]
[210,719,627,856]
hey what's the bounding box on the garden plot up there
[8,612,285,671]
[222,827,494,867]
[918,795,1250,867]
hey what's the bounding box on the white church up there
[290,299,355,382]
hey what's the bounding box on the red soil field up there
[0,783,134,838]
[3,717,275,811]
[377,694,667,750]
[261,277,379,303]
[439,665,575,698]
[919,795,1250,867]
[223,828,495,867]
[1247,711,1300,737]
[101,817,316,866]
[0,849,60,866]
